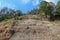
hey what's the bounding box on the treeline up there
[0,7,23,21]
[28,0,60,21]
[0,1,60,21]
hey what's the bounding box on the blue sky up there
[0,0,58,13]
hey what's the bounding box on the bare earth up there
[9,19,60,40]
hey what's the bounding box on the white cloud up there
[7,4,16,9]
[44,0,57,2]
[44,0,54,2]
[0,3,2,6]
[44,0,50,2]
[21,0,30,4]
[32,0,40,6]
[44,0,58,3]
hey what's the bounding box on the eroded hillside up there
[0,15,60,40]
[10,19,60,40]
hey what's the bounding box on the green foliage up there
[0,1,60,21]
[18,15,28,20]
[0,7,23,22]
[28,9,39,15]
[40,1,55,17]
[37,13,41,16]
[56,1,60,15]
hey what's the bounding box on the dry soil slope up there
[9,19,60,40]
